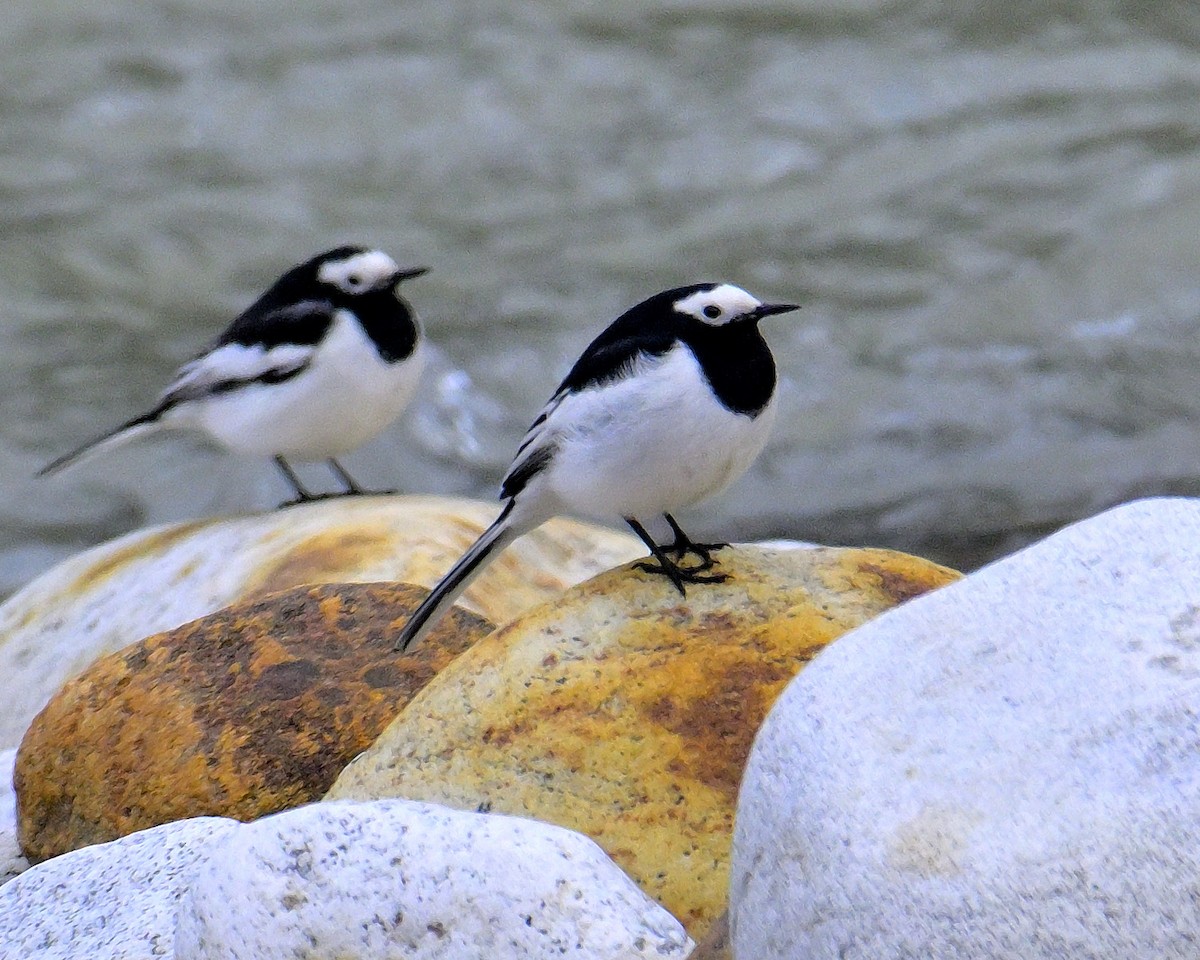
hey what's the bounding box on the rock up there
[0,816,237,959]
[0,749,28,885]
[328,545,959,938]
[731,497,1200,959]
[0,495,642,747]
[687,910,731,960]
[174,798,694,960]
[15,582,493,863]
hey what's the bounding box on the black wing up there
[555,329,677,394]
[216,297,336,349]
[159,304,327,406]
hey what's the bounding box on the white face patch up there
[317,250,400,295]
[673,283,763,326]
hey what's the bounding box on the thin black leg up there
[327,458,395,497]
[274,456,317,506]
[662,513,730,571]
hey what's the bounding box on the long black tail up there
[38,408,164,477]
[394,503,521,652]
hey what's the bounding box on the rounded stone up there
[732,498,1200,959]
[175,799,694,960]
[15,581,492,862]
[327,545,959,938]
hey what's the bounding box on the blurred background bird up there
[39,246,428,503]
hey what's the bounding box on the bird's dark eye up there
[347,274,363,287]
[703,305,722,320]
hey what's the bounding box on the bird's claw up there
[633,559,729,595]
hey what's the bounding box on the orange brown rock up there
[328,545,961,939]
[15,582,491,863]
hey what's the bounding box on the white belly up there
[536,345,775,521]
[180,316,425,460]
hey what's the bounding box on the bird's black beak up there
[392,266,430,285]
[753,302,801,321]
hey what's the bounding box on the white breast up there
[527,344,775,521]
[176,311,425,459]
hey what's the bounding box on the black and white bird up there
[394,281,799,651]
[40,245,429,502]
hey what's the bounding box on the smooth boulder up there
[732,497,1200,959]
[175,799,694,960]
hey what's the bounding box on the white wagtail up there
[40,245,429,503]
[393,282,799,651]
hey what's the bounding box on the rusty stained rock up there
[15,582,492,863]
[327,545,960,939]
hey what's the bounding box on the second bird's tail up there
[393,502,524,652]
[38,409,165,478]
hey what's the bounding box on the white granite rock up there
[0,748,29,885]
[0,495,641,747]
[176,799,693,960]
[0,816,237,958]
[732,497,1200,959]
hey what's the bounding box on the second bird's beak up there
[753,302,801,321]
[392,266,430,286]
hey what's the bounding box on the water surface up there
[4,0,1200,595]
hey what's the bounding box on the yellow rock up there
[327,545,960,939]
[0,495,641,748]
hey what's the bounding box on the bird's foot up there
[326,459,395,498]
[334,485,397,498]
[633,557,729,595]
[275,487,397,508]
[661,514,729,572]
[276,491,332,508]
[664,538,729,572]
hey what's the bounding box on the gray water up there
[4,0,1200,598]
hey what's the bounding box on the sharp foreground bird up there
[393,281,799,652]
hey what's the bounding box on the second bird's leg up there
[625,517,728,596]
[274,456,319,506]
[328,458,395,497]
[662,513,729,572]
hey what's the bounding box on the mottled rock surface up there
[0,495,642,746]
[16,582,492,862]
[175,799,694,960]
[0,817,236,959]
[733,498,1200,959]
[329,545,959,937]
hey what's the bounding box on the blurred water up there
[4,0,1200,596]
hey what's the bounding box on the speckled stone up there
[15,582,492,862]
[0,495,642,747]
[175,799,694,960]
[327,545,960,938]
[0,816,237,959]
